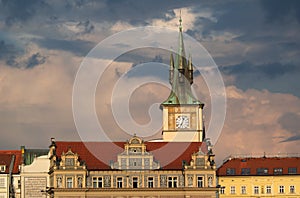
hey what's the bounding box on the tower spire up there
[162,15,202,105]
[179,10,182,32]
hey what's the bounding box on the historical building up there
[48,136,217,197]
[46,17,219,198]
[0,150,22,198]
[217,155,300,197]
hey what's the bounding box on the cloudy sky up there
[0,0,300,164]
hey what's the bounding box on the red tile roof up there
[217,157,300,176]
[0,150,22,174]
[55,141,205,170]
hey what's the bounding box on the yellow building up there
[217,155,300,197]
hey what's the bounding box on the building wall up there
[0,174,9,198]
[218,175,300,197]
[20,155,50,198]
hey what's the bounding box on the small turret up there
[169,53,174,85]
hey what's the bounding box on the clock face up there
[176,115,190,129]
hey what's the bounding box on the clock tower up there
[161,17,205,142]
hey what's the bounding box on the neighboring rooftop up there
[217,154,300,176]
[0,150,22,174]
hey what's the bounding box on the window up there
[148,177,154,188]
[220,187,225,194]
[0,166,5,172]
[241,186,246,194]
[226,168,235,175]
[65,158,74,166]
[279,185,284,193]
[66,177,73,188]
[230,186,235,194]
[288,167,297,174]
[168,177,177,188]
[208,176,213,187]
[0,178,5,188]
[92,177,102,188]
[133,177,138,188]
[17,179,21,189]
[241,168,250,175]
[274,168,283,175]
[197,176,203,187]
[117,177,122,188]
[257,168,268,175]
[290,185,295,193]
[266,185,272,194]
[254,186,259,194]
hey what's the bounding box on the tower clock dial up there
[175,115,190,129]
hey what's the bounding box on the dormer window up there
[0,165,6,172]
[65,158,75,166]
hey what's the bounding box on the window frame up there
[197,176,203,188]
[256,168,268,175]
[66,177,73,188]
[230,186,235,194]
[132,177,138,188]
[241,168,250,175]
[241,185,246,194]
[273,168,283,175]
[288,167,297,174]
[254,186,259,194]
[0,166,5,173]
[148,177,154,188]
[279,185,285,194]
[168,176,178,188]
[117,177,123,188]
[266,185,272,194]
[290,185,295,194]
[226,168,236,175]
[92,177,103,188]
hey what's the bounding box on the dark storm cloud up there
[0,40,45,68]
[222,62,299,78]
[279,112,300,142]
[221,62,300,97]
[35,38,95,56]
[261,0,300,23]
[6,53,46,69]
[26,53,46,68]
[0,0,49,26]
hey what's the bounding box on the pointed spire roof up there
[162,16,203,106]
